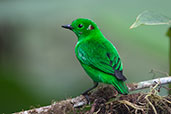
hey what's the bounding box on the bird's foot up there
[82,93,90,104]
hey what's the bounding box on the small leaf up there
[130,10,171,29]
[166,27,171,38]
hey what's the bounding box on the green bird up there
[62,18,129,96]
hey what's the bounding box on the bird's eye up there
[78,24,83,28]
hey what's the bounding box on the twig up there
[128,76,171,91]
[119,100,145,110]
[144,82,160,114]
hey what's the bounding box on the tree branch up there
[15,76,171,114]
[128,76,171,91]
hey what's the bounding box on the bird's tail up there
[111,78,129,95]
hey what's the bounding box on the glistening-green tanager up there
[62,18,129,95]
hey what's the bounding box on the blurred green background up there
[0,0,170,113]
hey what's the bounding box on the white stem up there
[128,76,171,91]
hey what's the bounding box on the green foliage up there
[130,10,171,29]
[167,27,171,37]
[167,27,171,94]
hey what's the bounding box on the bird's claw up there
[82,94,90,104]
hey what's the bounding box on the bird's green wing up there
[76,39,127,81]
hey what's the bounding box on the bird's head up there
[62,18,100,38]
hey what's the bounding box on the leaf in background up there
[130,10,171,29]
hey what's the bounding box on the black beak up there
[61,24,73,30]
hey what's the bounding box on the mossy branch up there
[14,76,171,114]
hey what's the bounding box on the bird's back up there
[75,36,123,72]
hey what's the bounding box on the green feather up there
[111,77,129,94]
[63,18,129,94]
